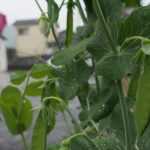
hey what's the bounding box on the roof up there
[14,19,39,26]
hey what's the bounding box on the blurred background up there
[0,0,150,150]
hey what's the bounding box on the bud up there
[39,14,49,37]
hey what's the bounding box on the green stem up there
[59,0,65,10]
[51,25,61,49]
[35,0,44,14]
[21,132,28,150]
[116,80,132,150]
[35,0,61,50]
[62,111,72,134]
[92,0,132,149]
[92,59,100,95]
[75,0,87,24]
[62,133,101,150]
[66,107,83,133]
[43,96,82,132]
[18,72,31,119]
[92,0,118,54]
[85,134,102,150]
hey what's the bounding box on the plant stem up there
[75,0,87,24]
[62,111,72,134]
[92,0,132,149]
[21,132,28,150]
[18,72,31,119]
[51,25,61,49]
[116,80,132,150]
[85,134,102,150]
[92,59,100,95]
[35,0,61,50]
[62,133,101,150]
[59,0,65,10]
[66,107,83,133]
[92,0,118,54]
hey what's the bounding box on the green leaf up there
[19,99,33,131]
[25,81,44,97]
[58,79,78,100]
[51,38,91,65]
[119,5,150,45]
[31,112,47,150]
[0,102,20,135]
[30,63,50,79]
[10,71,27,85]
[0,86,32,135]
[95,53,134,80]
[1,86,22,104]
[87,0,122,60]
[47,0,59,23]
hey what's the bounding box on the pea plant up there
[0,0,150,150]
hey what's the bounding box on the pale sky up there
[0,0,83,31]
[0,0,150,30]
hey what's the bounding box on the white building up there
[0,34,7,71]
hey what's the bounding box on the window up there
[46,42,56,48]
[18,28,28,35]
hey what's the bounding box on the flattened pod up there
[135,55,150,139]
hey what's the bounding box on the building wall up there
[16,24,56,57]
[0,39,7,71]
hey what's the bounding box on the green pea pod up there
[92,93,118,122]
[128,67,140,101]
[135,55,150,140]
[65,0,74,47]
[31,112,47,150]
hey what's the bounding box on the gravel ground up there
[0,71,80,150]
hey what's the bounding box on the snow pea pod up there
[135,55,150,139]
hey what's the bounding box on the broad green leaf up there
[47,0,59,23]
[51,38,91,65]
[19,100,32,132]
[119,5,150,45]
[1,86,22,104]
[30,63,50,79]
[135,56,150,139]
[31,112,47,150]
[0,102,20,134]
[58,79,78,100]
[87,0,122,60]
[10,71,27,85]
[98,116,110,133]
[73,60,91,84]
[0,86,32,134]
[95,53,134,80]
[25,81,44,97]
